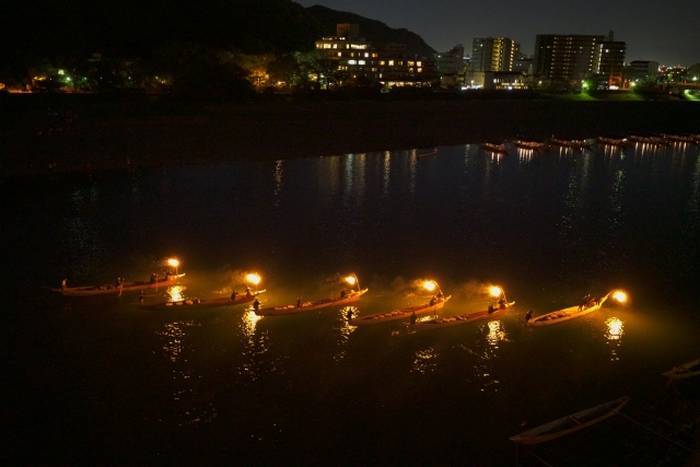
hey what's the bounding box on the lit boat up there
[663,358,700,380]
[550,138,592,150]
[629,135,666,145]
[597,136,627,146]
[52,273,186,297]
[256,289,368,317]
[527,290,627,327]
[509,396,629,445]
[141,289,266,311]
[513,140,546,150]
[351,295,452,326]
[413,301,514,331]
[481,143,507,154]
[661,134,696,144]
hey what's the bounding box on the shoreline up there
[2,97,700,177]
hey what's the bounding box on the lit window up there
[364,52,369,58]
[333,44,338,49]
[358,60,366,65]
[389,60,395,66]
[417,61,422,66]
[337,52,342,57]
[348,60,357,65]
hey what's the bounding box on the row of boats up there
[52,267,699,447]
[480,133,700,154]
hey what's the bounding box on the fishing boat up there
[509,396,629,445]
[629,135,666,145]
[527,290,628,327]
[141,289,266,311]
[351,295,452,326]
[413,301,514,331]
[52,273,186,297]
[663,358,700,380]
[513,140,546,150]
[416,148,439,159]
[661,134,696,144]
[598,137,627,146]
[256,289,368,317]
[481,143,507,154]
[550,138,592,150]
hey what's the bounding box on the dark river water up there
[6,142,700,465]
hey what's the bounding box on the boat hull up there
[663,358,700,380]
[414,302,514,331]
[141,290,266,311]
[352,295,452,326]
[52,274,186,297]
[257,289,368,317]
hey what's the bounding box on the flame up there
[488,285,504,298]
[245,272,262,286]
[422,280,438,292]
[612,290,628,303]
[344,275,357,286]
[166,258,180,268]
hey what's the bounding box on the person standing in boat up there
[410,310,417,326]
[139,290,145,304]
[61,278,68,290]
[231,290,239,302]
[498,297,507,309]
[296,297,302,308]
[525,310,533,323]
[252,298,260,313]
[340,289,347,299]
[150,272,158,284]
[245,286,253,298]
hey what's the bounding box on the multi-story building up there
[436,45,467,88]
[471,37,519,72]
[625,60,659,83]
[314,24,378,86]
[598,33,626,88]
[513,55,533,75]
[534,34,606,84]
[377,44,437,88]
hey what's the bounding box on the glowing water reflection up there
[486,320,507,349]
[333,306,358,363]
[605,316,625,362]
[167,285,185,302]
[411,346,438,375]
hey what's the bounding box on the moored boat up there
[598,136,627,146]
[413,301,514,331]
[550,138,592,150]
[52,273,186,297]
[141,289,266,311]
[351,295,452,326]
[629,135,666,145]
[661,134,696,144]
[663,358,700,380]
[481,143,507,154]
[527,290,627,327]
[513,140,546,150]
[509,396,629,445]
[256,289,368,317]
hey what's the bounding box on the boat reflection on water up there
[486,320,507,349]
[167,285,186,302]
[605,316,625,362]
[241,309,263,341]
[333,306,358,363]
[411,346,438,375]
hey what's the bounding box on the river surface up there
[6,142,700,465]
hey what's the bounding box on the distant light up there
[488,286,504,298]
[167,258,180,268]
[57,69,65,76]
[422,280,438,292]
[612,290,628,303]
[693,76,699,82]
[343,275,357,286]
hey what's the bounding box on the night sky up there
[300,0,699,65]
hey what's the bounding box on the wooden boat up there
[52,273,186,297]
[510,396,629,445]
[513,140,546,150]
[413,301,514,331]
[351,295,452,326]
[256,289,368,317]
[661,134,696,144]
[550,138,592,150]
[481,143,507,154]
[416,148,439,159]
[528,292,616,327]
[598,137,627,146]
[141,289,266,311]
[663,358,700,380]
[629,135,666,145]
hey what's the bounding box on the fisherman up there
[488,304,495,314]
[430,296,437,306]
[115,276,124,287]
[436,290,445,301]
[296,297,302,308]
[230,290,239,302]
[139,290,145,304]
[61,278,68,290]
[245,286,253,298]
[150,272,158,284]
[253,298,260,313]
[525,310,533,323]
[498,297,507,309]
[340,289,347,299]
[410,310,417,326]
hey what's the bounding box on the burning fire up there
[612,290,628,303]
[245,272,262,286]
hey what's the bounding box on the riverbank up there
[2,95,700,176]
